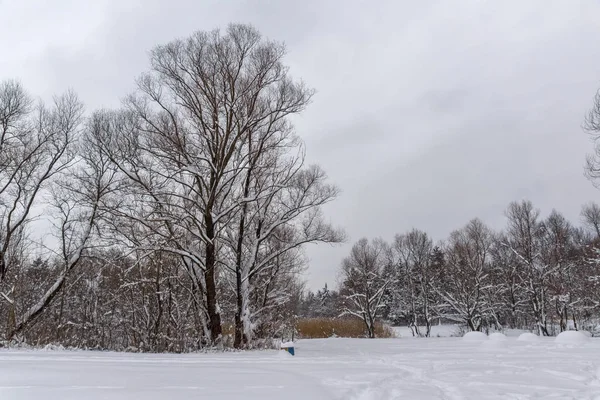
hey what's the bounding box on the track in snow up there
[1,335,600,399]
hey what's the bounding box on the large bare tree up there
[90,24,341,346]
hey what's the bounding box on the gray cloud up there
[1,0,599,290]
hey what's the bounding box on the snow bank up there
[517,332,539,342]
[488,332,507,341]
[555,331,590,344]
[462,331,487,341]
[281,341,294,348]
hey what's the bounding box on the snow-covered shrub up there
[555,331,590,344]
[517,333,540,342]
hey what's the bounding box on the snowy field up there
[2,334,600,400]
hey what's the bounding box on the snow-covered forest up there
[303,201,600,338]
[0,24,344,351]
[3,22,600,353]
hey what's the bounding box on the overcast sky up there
[1,0,600,290]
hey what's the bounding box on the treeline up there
[3,22,600,350]
[0,24,343,351]
[331,200,600,338]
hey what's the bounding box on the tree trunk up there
[234,268,244,348]
[6,300,15,340]
[234,160,252,349]
[467,318,476,332]
[234,268,252,348]
[204,238,222,344]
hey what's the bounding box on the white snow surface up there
[555,330,591,344]
[393,324,459,338]
[488,332,507,341]
[462,331,488,341]
[2,336,600,399]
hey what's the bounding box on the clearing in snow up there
[1,335,600,399]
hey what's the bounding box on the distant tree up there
[504,200,552,336]
[388,229,439,337]
[583,89,600,185]
[438,219,495,332]
[339,238,391,338]
[542,210,577,333]
[581,202,600,238]
[489,233,527,329]
[312,284,342,318]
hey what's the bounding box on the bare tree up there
[6,112,120,340]
[439,219,494,332]
[0,81,80,281]
[504,200,553,336]
[584,90,600,185]
[90,24,342,347]
[226,162,343,347]
[581,202,600,238]
[388,229,438,337]
[133,24,318,344]
[490,233,528,329]
[339,238,391,338]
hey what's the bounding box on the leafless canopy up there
[0,80,82,281]
[584,90,600,184]
[86,24,342,346]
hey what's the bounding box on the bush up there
[296,318,395,339]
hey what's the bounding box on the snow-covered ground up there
[2,335,600,400]
[393,324,461,338]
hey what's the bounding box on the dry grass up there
[296,318,395,339]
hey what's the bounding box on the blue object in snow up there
[281,341,295,356]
